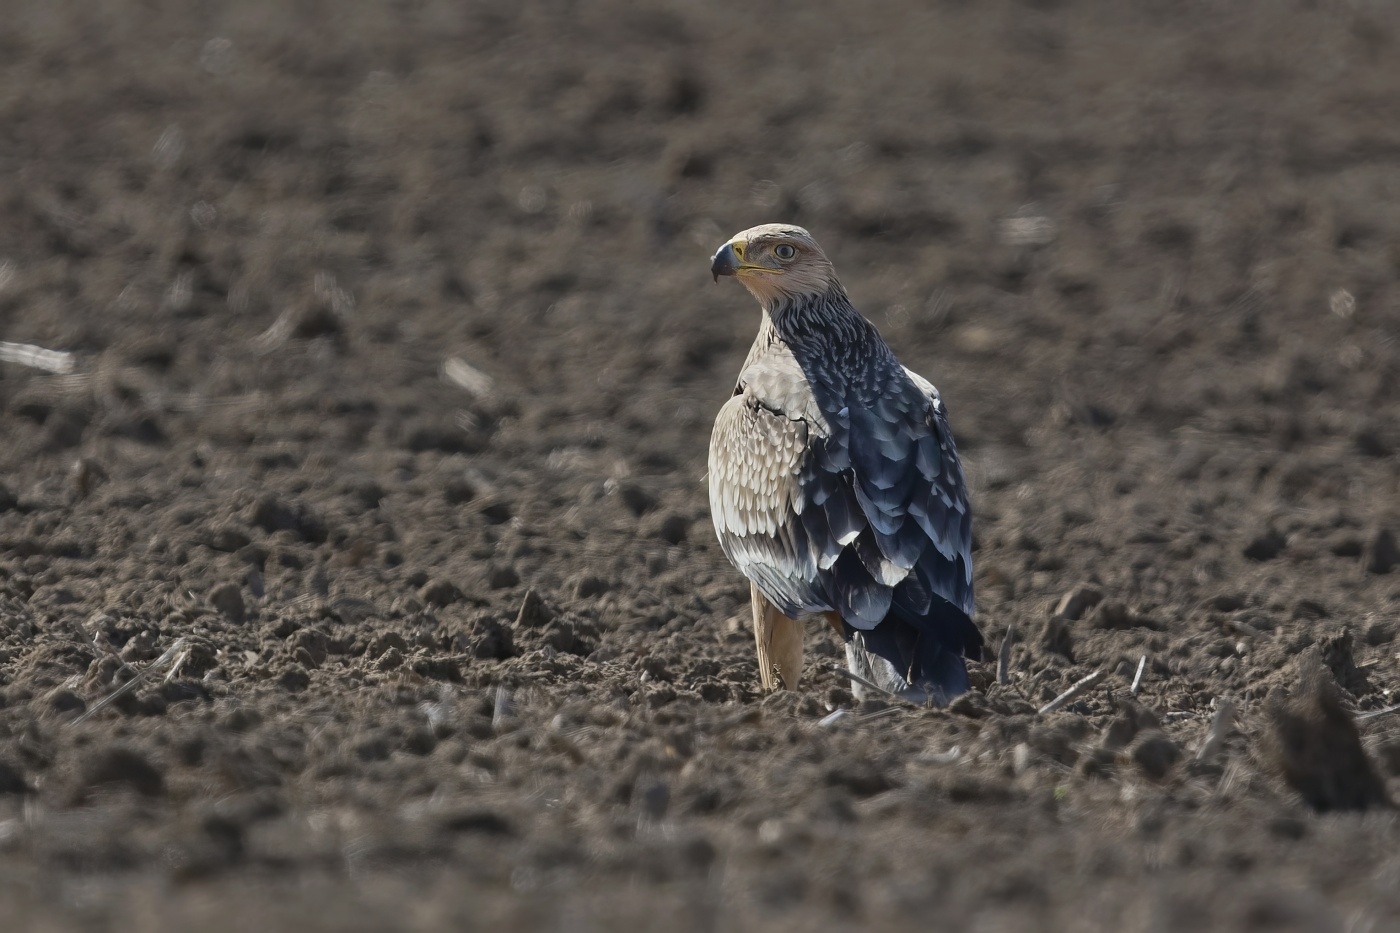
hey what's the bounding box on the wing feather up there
[709,344,974,637]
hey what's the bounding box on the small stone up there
[419,578,463,607]
[439,808,513,836]
[1054,585,1103,621]
[823,760,895,797]
[515,589,552,628]
[1327,533,1364,558]
[1316,629,1369,696]
[1355,428,1392,458]
[1364,619,1395,646]
[1263,650,1390,811]
[404,418,482,454]
[368,631,409,659]
[1199,593,1247,613]
[638,781,670,819]
[1268,816,1308,840]
[571,574,610,599]
[1364,528,1400,575]
[248,494,327,543]
[466,617,513,660]
[278,667,311,692]
[1078,745,1117,778]
[76,746,165,798]
[401,726,438,756]
[222,707,262,732]
[1101,707,1150,751]
[1037,615,1075,661]
[46,688,86,714]
[645,685,677,708]
[644,513,691,545]
[270,547,305,570]
[1087,600,1133,630]
[487,565,520,589]
[1101,717,1135,753]
[208,583,246,623]
[0,759,31,795]
[1127,731,1181,781]
[347,478,386,510]
[1375,737,1400,777]
[615,483,656,517]
[478,500,514,525]
[1243,529,1287,562]
[410,654,462,681]
[639,656,672,682]
[291,629,329,666]
[443,476,477,505]
[204,525,252,553]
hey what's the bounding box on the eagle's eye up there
[774,243,797,261]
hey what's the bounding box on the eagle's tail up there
[842,602,983,706]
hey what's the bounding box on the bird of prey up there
[707,224,984,704]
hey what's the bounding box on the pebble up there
[1364,528,1399,575]
[643,512,690,545]
[75,746,165,798]
[1264,651,1390,811]
[488,565,520,589]
[208,582,246,623]
[515,588,552,628]
[1127,731,1182,780]
[1243,529,1286,561]
[419,578,463,607]
[0,760,31,795]
[1054,585,1103,621]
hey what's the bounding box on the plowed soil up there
[3,2,1400,930]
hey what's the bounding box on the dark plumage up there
[708,224,983,703]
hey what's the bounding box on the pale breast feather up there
[707,388,830,618]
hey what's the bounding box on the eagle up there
[707,224,984,704]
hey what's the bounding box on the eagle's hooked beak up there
[710,240,742,283]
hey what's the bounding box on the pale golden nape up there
[709,223,841,308]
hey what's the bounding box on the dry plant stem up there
[1039,669,1106,715]
[997,624,1015,686]
[0,341,75,373]
[73,637,188,725]
[1196,698,1237,761]
[1357,703,1400,722]
[1130,655,1147,695]
[828,665,905,703]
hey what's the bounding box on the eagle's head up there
[710,223,839,308]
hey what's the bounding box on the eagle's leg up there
[751,582,804,690]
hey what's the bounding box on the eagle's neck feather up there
[756,286,899,398]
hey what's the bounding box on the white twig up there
[443,357,496,399]
[828,665,905,703]
[0,341,75,374]
[997,624,1016,686]
[1130,654,1147,696]
[491,686,515,731]
[73,637,188,724]
[1038,669,1105,715]
[1357,703,1400,722]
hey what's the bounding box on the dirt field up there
[3,1,1400,929]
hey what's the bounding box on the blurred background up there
[2,1,1400,930]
